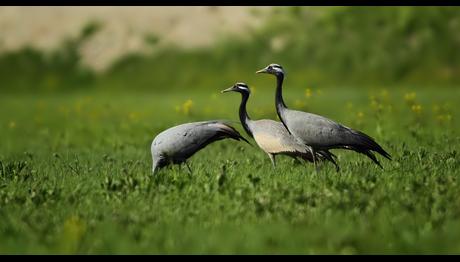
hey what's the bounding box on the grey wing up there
[154,121,248,161]
[152,122,204,159]
[283,110,391,162]
[284,110,355,148]
[178,121,250,157]
[175,123,220,159]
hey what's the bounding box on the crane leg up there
[310,147,319,173]
[268,153,276,168]
[184,162,193,177]
[319,150,340,172]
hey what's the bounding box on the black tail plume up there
[317,150,340,172]
[352,130,391,160]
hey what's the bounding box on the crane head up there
[221,82,251,94]
[151,154,168,175]
[256,63,285,76]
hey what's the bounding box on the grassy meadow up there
[1,84,459,254]
[1,6,460,254]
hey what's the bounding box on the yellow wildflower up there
[129,112,138,121]
[380,89,389,99]
[411,104,422,114]
[182,99,193,116]
[404,92,416,103]
[294,99,305,108]
[437,114,452,123]
[370,99,378,109]
[346,102,353,110]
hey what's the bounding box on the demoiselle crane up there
[256,63,391,170]
[222,82,339,170]
[151,120,249,174]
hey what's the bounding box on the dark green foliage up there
[0,21,101,93]
[1,7,460,93]
[253,7,460,85]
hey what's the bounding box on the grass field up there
[1,85,459,254]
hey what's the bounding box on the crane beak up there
[256,68,268,74]
[221,86,236,93]
[152,158,161,175]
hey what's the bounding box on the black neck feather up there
[275,74,287,116]
[239,92,253,138]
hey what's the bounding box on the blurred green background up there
[1,6,460,93]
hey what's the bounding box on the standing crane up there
[256,63,391,170]
[151,120,249,174]
[222,82,339,170]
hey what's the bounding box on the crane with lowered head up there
[151,120,250,175]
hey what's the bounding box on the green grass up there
[1,85,459,254]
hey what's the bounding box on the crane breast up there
[249,119,308,154]
[253,131,294,154]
